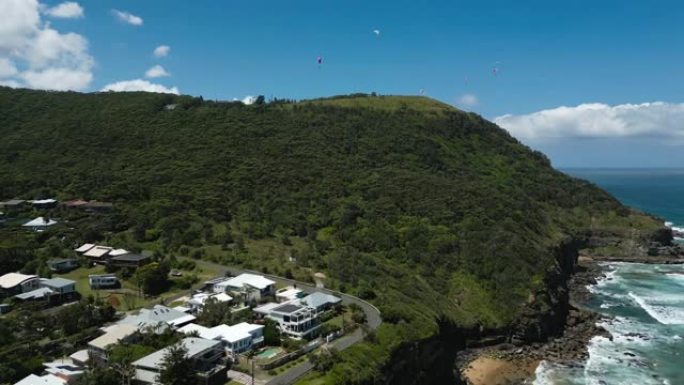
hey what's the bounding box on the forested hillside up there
[0,87,662,383]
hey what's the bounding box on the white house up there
[74,243,96,253]
[0,273,40,295]
[83,246,113,263]
[187,292,233,313]
[14,374,65,385]
[218,274,275,303]
[43,358,85,383]
[275,287,304,303]
[87,323,139,364]
[178,322,264,354]
[254,302,319,339]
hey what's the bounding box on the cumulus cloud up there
[457,94,478,108]
[153,45,170,58]
[112,9,143,26]
[44,2,84,19]
[242,96,256,105]
[495,102,684,140]
[0,0,93,91]
[145,65,170,78]
[101,79,179,94]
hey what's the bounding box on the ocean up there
[532,169,684,385]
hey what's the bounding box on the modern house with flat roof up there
[43,358,85,383]
[132,337,226,385]
[217,273,276,303]
[0,273,40,296]
[275,287,305,303]
[187,292,233,313]
[178,322,264,355]
[254,302,320,339]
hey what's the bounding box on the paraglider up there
[373,29,381,37]
[419,88,425,95]
[317,56,323,65]
[492,62,500,76]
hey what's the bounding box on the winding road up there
[183,258,382,385]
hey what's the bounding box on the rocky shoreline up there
[457,245,684,385]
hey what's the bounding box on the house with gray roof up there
[300,292,342,313]
[117,305,196,332]
[132,337,226,385]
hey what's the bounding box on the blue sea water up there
[532,169,684,385]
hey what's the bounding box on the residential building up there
[87,324,139,364]
[41,277,76,294]
[132,337,226,385]
[0,273,40,296]
[22,217,58,231]
[254,302,319,339]
[117,305,196,332]
[109,253,151,268]
[30,199,58,209]
[300,292,342,313]
[14,374,65,385]
[218,273,275,303]
[187,292,232,313]
[47,258,79,273]
[74,243,95,254]
[83,246,113,263]
[178,322,264,354]
[0,199,26,213]
[276,286,304,303]
[43,358,85,383]
[88,274,119,289]
[0,304,11,314]
[69,349,89,367]
[15,287,54,301]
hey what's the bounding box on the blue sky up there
[3,0,684,167]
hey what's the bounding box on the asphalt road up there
[185,258,382,384]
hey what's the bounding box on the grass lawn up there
[56,265,106,298]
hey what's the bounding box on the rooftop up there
[14,374,65,385]
[15,287,53,300]
[253,302,281,314]
[133,338,221,370]
[88,323,138,350]
[301,292,342,309]
[43,359,85,377]
[110,253,150,262]
[31,199,57,205]
[75,243,95,253]
[40,277,75,289]
[83,246,113,258]
[108,248,130,257]
[0,272,38,289]
[69,349,89,364]
[118,305,196,330]
[224,273,275,290]
[272,303,304,314]
[22,217,58,227]
[0,199,25,206]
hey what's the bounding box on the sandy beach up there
[462,356,539,385]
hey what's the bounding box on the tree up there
[157,343,195,385]
[263,318,280,346]
[134,262,170,296]
[196,297,233,327]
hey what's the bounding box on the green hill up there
[0,88,662,383]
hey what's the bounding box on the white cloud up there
[242,96,256,105]
[0,0,93,91]
[457,94,478,108]
[145,65,170,78]
[494,102,684,140]
[112,9,143,26]
[21,67,92,90]
[101,79,179,94]
[153,45,170,58]
[44,2,84,19]
[0,58,18,77]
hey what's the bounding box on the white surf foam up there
[628,291,684,325]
